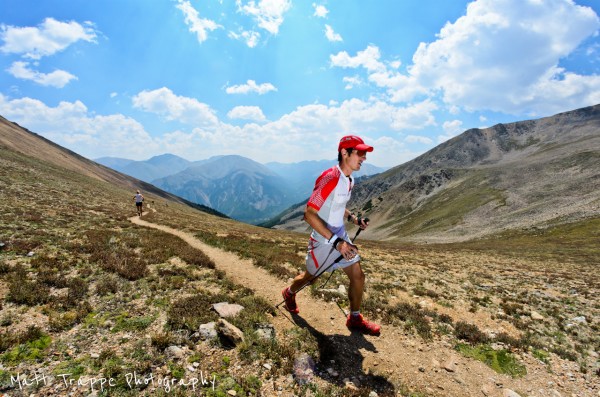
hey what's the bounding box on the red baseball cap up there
[338,135,374,152]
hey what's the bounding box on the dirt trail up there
[130,215,594,397]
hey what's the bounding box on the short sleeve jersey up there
[307,165,353,240]
[134,194,143,203]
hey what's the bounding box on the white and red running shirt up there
[307,165,353,242]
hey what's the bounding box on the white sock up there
[351,311,360,317]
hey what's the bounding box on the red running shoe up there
[346,314,381,336]
[281,287,299,314]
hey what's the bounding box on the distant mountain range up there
[271,104,600,243]
[95,154,387,224]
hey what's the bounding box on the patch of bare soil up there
[131,216,598,396]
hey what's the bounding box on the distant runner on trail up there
[133,190,144,217]
[281,135,381,336]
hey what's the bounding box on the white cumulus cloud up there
[132,87,219,128]
[313,4,328,18]
[343,76,362,90]
[236,0,292,35]
[0,18,97,59]
[325,25,342,42]
[438,120,464,143]
[7,61,77,88]
[0,89,436,167]
[228,30,261,48]
[226,79,277,95]
[405,135,433,145]
[330,45,386,72]
[330,0,600,116]
[409,0,600,115]
[176,0,221,43]
[0,94,156,159]
[227,105,267,122]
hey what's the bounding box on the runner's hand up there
[358,217,369,230]
[336,241,358,260]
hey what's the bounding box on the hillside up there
[0,115,598,396]
[0,116,224,217]
[271,104,600,243]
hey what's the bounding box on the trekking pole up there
[275,218,369,309]
[317,222,368,290]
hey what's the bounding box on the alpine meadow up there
[1,0,600,396]
[1,102,599,396]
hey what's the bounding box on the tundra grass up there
[445,217,600,267]
[381,171,506,238]
[0,148,405,395]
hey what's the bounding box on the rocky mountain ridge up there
[271,104,600,243]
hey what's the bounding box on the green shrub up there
[0,326,44,353]
[167,291,230,331]
[151,332,175,351]
[386,302,432,340]
[1,333,51,364]
[95,274,120,295]
[454,321,489,345]
[456,343,527,378]
[6,265,50,306]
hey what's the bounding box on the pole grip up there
[353,217,370,239]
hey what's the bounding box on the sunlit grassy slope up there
[1,142,598,395]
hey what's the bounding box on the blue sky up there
[1,0,599,168]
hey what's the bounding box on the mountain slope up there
[0,116,224,217]
[152,155,293,224]
[270,104,600,242]
[351,104,600,242]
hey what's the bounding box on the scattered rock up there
[550,390,562,397]
[327,367,339,377]
[337,284,347,295]
[165,345,185,359]
[227,390,237,396]
[490,343,505,351]
[213,302,244,318]
[443,358,457,372]
[27,251,35,257]
[255,324,275,340]
[0,242,5,251]
[321,287,345,297]
[198,322,218,340]
[571,316,587,324]
[293,353,315,385]
[481,384,493,396]
[369,392,378,397]
[531,311,544,321]
[344,380,359,391]
[217,319,244,345]
[453,375,465,384]
[263,363,272,370]
[503,389,522,397]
